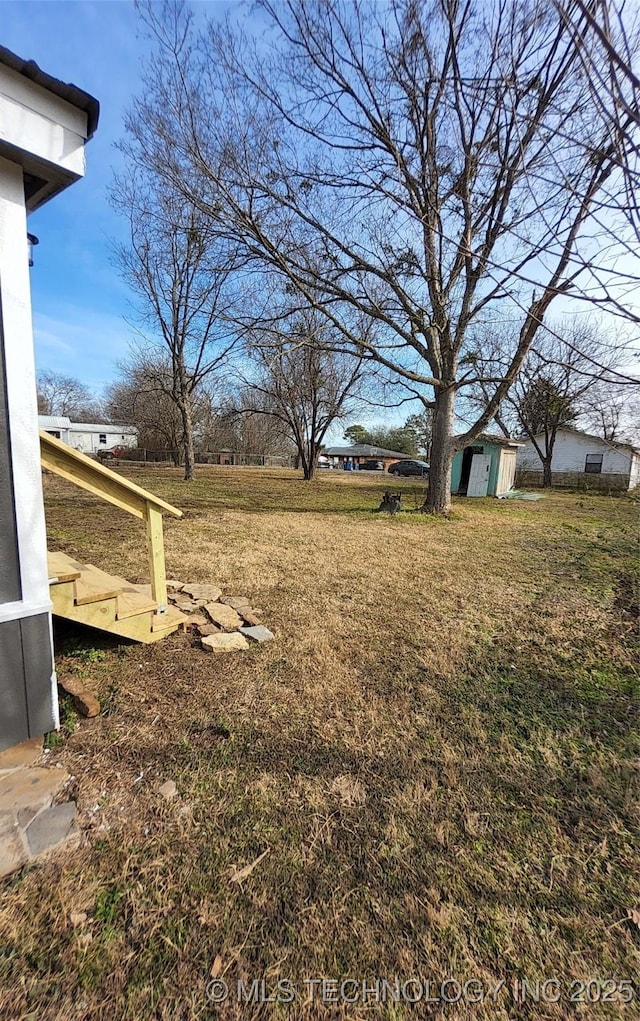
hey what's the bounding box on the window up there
[47,430,60,439]
[585,453,603,474]
[99,434,107,444]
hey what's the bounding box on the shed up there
[0,47,98,752]
[451,434,522,497]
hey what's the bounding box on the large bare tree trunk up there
[542,458,553,488]
[423,387,455,514]
[178,391,195,481]
[301,442,316,480]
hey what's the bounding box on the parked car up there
[360,460,384,471]
[388,459,430,477]
[317,455,332,469]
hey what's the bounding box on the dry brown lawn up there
[0,467,638,1020]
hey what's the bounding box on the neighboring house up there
[517,427,640,491]
[323,443,412,469]
[39,416,137,455]
[0,46,98,751]
[451,434,523,497]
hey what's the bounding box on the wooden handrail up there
[40,430,182,612]
[40,431,182,518]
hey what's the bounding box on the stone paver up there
[0,738,43,774]
[205,603,243,631]
[198,624,221,637]
[240,609,262,627]
[186,613,208,627]
[0,823,27,877]
[239,625,275,644]
[0,763,77,877]
[172,597,200,611]
[0,767,69,815]
[201,633,250,653]
[181,584,223,602]
[25,802,77,856]
[220,595,251,611]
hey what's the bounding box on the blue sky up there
[3,1,232,395]
[4,1,150,391]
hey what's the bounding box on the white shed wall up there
[496,448,517,495]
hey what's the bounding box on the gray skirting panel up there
[0,613,54,751]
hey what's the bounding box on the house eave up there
[0,46,99,138]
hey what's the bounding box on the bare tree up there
[241,310,365,480]
[579,380,640,444]
[122,0,640,511]
[197,395,294,459]
[106,353,212,464]
[508,368,584,489]
[556,0,640,254]
[37,369,102,421]
[111,169,240,480]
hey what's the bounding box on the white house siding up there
[38,415,72,444]
[67,425,137,455]
[517,429,636,491]
[39,417,137,454]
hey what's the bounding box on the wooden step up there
[48,551,81,584]
[151,603,188,633]
[114,582,158,620]
[47,551,187,644]
[74,564,121,606]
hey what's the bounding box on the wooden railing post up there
[40,432,182,619]
[146,504,168,614]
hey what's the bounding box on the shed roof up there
[323,443,411,458]
[456,432,523,448]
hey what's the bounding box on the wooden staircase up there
[41,432,187,644]
[47,552,186,644]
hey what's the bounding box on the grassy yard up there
[1,467,638,1020]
